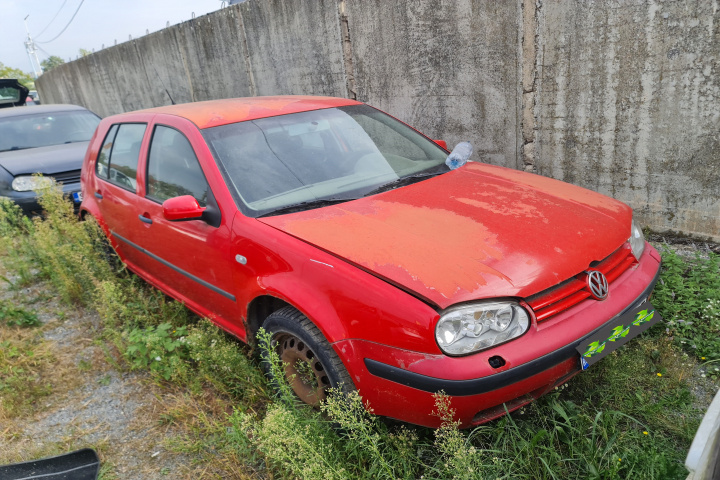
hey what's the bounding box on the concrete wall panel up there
[134,27,195,107]
[345,0,519,167]
[239,0,346,97]
[535,1,720,240]
[174,9,254,102]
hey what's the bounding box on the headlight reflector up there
[12,175,53,192]
[629,218,645,261]
[435,301,530,356]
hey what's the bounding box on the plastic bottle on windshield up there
[445,142,473,170]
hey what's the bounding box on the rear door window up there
[96,123,146,191]
[96,125,118,178]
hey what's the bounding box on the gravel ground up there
[0,277,194,479]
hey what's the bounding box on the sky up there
[0,0,224,74]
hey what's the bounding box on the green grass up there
[0,300,40,327]
[652,246,720,378]
[0,331,54,417]
[229,331,695,480]
[0,182,717,479]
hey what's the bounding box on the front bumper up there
[333,244,662,428]
[3,182,82,216]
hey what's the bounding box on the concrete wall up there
[37,2,349,115]
[36,0,720,240]
[528,0,720,240]
[37,0,519,169]
[344,0,519,168]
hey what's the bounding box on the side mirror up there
[434,139,448,150]
[162,195,206,221]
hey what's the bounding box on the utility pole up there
[24,15,43,78]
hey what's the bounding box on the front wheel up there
[261,307,354,407]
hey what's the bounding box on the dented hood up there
[259,162,632,309]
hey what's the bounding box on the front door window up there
[146,126,209,205]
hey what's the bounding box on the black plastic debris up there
[0,448,99,480]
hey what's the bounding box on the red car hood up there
[259,162,632,309]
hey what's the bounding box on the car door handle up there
[94,192,103,199]
[138,214,153,225]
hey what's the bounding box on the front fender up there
[232,218,441,354]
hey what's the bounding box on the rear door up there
[92,120,150,270]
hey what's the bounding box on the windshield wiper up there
[259,197,357,217]
[362,171,444,197]
[2,146,32,152]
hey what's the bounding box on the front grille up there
[527,245,637,323]
[50,169,82,184]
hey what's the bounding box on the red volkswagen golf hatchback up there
[80,96,661,428]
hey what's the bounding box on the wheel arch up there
[244,272,354,345]
[245,294,292,342]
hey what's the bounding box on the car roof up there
[120,95,362,129]
[0,104,90,118]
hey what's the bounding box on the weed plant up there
[184,322,267,402]
[0,183,716,479]
[0,199,37,286]
[231,331,692,480]
[652,246,720,377]
[124,323,190,380]
[34,187,114,305]
[0,299,40,327]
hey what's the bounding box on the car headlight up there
[435,301,530,356]
[11,176,53,192]
[629,217,645,261]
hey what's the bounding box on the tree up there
[0,62,34,87]
[79,48,91,57]
[41,56,65,71]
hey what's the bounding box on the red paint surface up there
[261,163,632,308]
[335,244,660,428]
[121,96,360,129]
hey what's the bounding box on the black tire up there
[261,306,354,407]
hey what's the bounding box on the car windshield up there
[0,87,23,105]
[0,110,101,152]
[202,105,449,217]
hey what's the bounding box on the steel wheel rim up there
[275,333,329,406]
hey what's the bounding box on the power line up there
[36,0,85,44]
[35,44,53,58]
[35,0,69,39]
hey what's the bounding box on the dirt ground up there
[0,276,203,479]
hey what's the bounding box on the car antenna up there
[151,64,176,105]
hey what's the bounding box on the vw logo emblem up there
[586,271,609,300]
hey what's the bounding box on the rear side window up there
[146,126,209,206]
[95,123,146,191]
[96,125,118,178]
